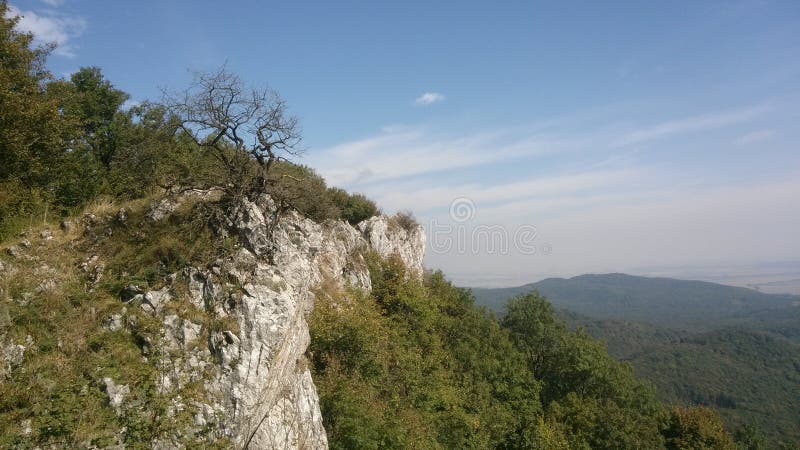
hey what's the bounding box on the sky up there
[7,0,800,286]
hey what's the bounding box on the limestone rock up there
[1,342,25,378]
[5,246,20,258]
[358,214,426,278]
[143,194,425,448]
[103,377,130,416]
[103,309,126,332]
[146,198,177,222]
[142,287,172,314]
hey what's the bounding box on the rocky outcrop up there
[358,215,426,278]
[148,194,425,448]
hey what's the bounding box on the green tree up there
[733,424,767,450]
[502,292,666,449]
[0,2,79,236]
[327,188,379,225]
[54,66,130,169]
[663,406,736,450]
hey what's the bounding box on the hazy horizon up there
[450,259,800,294]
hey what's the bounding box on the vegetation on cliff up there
[310,257,741,449]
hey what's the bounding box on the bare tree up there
[163,67,301,195]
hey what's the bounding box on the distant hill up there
[472,273,800,331]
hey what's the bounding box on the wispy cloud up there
[5,4,86,57]
[414,92,445,105]
[309,103,769,189]
[370,168,644,216]
[613,105,769,147]
[733,129,775,145]
[41,0,65,7]
[307,125,558,186]
[306,99,796,282]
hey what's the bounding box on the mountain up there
[472,273,800,331]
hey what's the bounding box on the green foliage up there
[0,2,80,238]
[502,292,666,449]
[473,273,799,331]
[0,9,378,241]
[476,276,800,446]
[267,162,379,224]
[557,309,685,359]
[310,258,543,449]
[388,210,418,232]
[51,66,130,169]
[630,328,800,447]
[663,406,736,450]
[734,424,768,450]
[327,188,380,225]
[312,263,731,449]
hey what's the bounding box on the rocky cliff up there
[187,194,425,448]
[0,192,425,449]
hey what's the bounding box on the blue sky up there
[7,0,800,286]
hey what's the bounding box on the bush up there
[390,210,418,232]
[267,162,379,225]
[327,188,379,225]
[663,406,736,450]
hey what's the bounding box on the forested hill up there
[630,327,800,445]
[472,273,800,330]
[472,273,800,447]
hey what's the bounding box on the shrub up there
[388,210,417,233]
[327,188,379,225]
[266,162,379,225]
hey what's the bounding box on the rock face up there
[358,216,426,278]
[153,195,425,448]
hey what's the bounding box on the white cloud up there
[370,168,643,216]
[613,105,768,147]
[310,104,770,189]
[305,100,797,285]
[307,126,557,187]
[5,5,87,57]
[41,0,65,7]
[733,129,775,145]
[414,92,445,105]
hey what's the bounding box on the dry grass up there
[0,190,240,447]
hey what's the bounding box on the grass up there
[0,192,241,447]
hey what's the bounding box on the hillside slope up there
[472,275,800,446]
[556,309,685,359]
[630,328,800,446]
